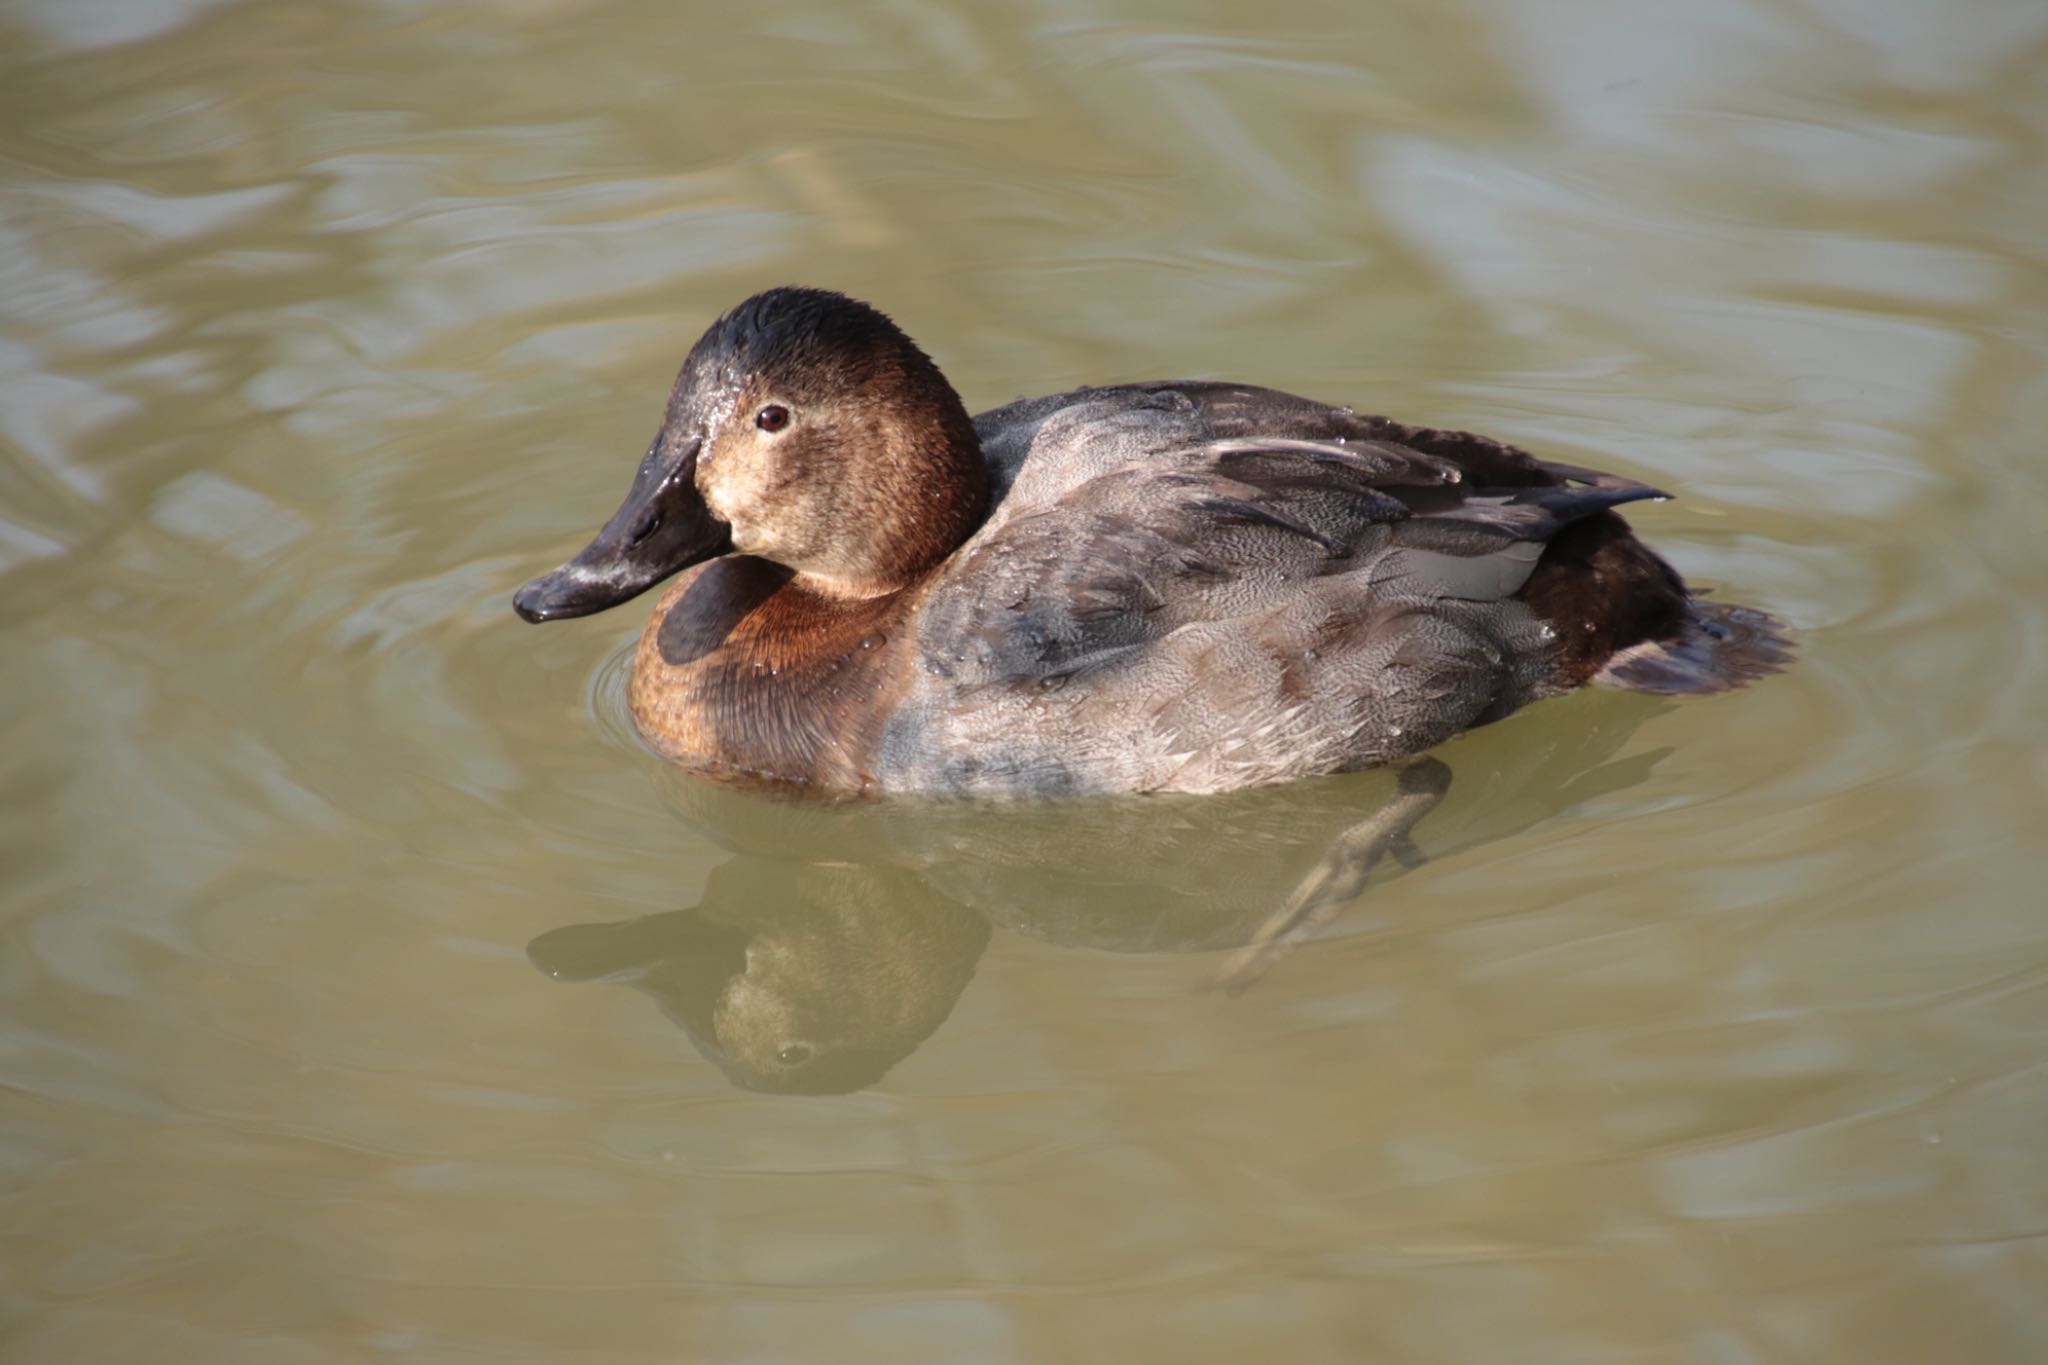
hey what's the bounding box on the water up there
[5,1,2046,1360]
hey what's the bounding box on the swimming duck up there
[514,286,1787,797]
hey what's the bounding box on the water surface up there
[4,0,2046,1361]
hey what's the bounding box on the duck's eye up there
[775,1043,813,1066]
[755,404,791,433]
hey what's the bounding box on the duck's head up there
[514,287,988,622]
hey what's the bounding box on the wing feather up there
[926,407,1656,690]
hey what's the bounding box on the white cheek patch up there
[691,367,747,522]
[699,364,745,449]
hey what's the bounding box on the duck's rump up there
[863,382,1786,796]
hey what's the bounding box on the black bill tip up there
[512,571,588,623]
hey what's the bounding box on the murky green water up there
[5,0,2046,1360]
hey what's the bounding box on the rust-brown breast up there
[628,556,917,789]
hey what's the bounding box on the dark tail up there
[1594,599,1793,695]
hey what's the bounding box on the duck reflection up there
[530,694,1668,1093]
[529,860,989,1094]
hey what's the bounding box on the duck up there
[513,286,1788,798]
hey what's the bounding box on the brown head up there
[514,287,989,621]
